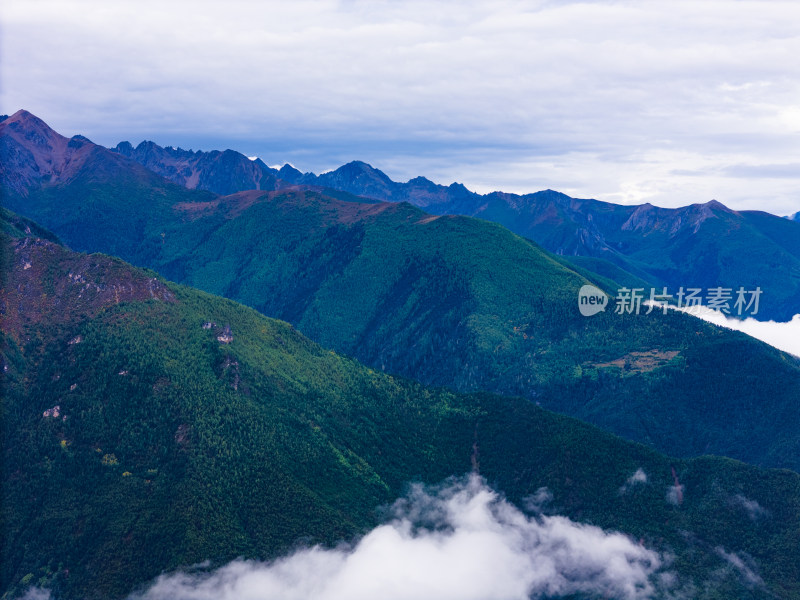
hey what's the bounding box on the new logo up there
[578,285,608,317]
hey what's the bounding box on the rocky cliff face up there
[1,221,175,342]
[113,140,282,195]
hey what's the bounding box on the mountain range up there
[3,110,800,474]
[3,208,800,600]
[109,132,800,322]
[4,109,800,599]
[6,109,797,322]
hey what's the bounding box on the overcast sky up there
[3,0,800,213]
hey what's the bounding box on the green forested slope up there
[105,133,800,322]
[2,215,800,600]
[145,192,800,471]
[6,174,800,471]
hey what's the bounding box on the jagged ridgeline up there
[2,211,800,600]
[2,111,800,472]
[110,134,800,322]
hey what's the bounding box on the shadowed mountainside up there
[3,211,800,600]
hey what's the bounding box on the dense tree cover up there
[43,185,800,469]
[6,177,800,470]
[2,220,800,599]
[431,191,800,323]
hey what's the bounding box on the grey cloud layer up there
[3,0,800,212]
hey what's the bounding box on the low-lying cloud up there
[620,468,648,494]
[131,475,664,600]
[666,485,685,507]
[714,548,763,587]
[730,494,769,522]
[675,307,800,357]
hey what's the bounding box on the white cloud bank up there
[130,475,664,600]
[676,307,800,357]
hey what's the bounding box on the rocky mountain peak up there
[114,140,135,155]
[0,109,95,193]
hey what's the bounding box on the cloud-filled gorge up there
[124,475,663,600]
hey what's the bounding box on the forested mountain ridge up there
[3,210,800,600]
[3,112,800,472]
[107,130,800,322]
